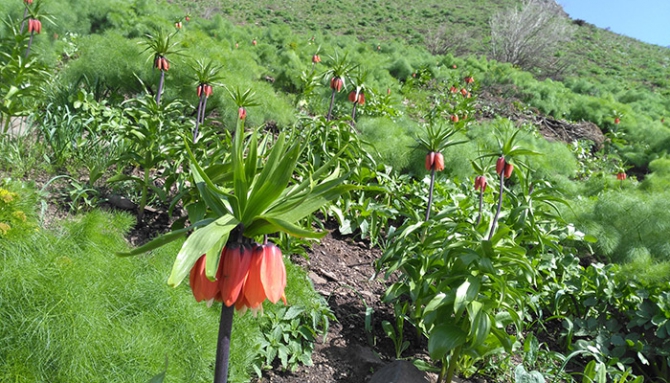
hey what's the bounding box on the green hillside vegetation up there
[2,0,670,381]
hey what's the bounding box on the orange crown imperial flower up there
[475,176,487,192]
[425,151,444,172]
[28,19,42,34]
[219,244,252,307]
[348,90,365,105]
[504,163,514,178]
[236,242,287,314]
[496,157,506,175]
[330,77,344,92]
[238,107,247,120]
[189,241,288,315]
[189,254,222,305]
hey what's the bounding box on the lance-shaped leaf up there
[167,214,239,287]
[116,218,215,257]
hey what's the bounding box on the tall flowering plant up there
[120,119,352,382]
[416,123,466,220]
[139,28,180,105]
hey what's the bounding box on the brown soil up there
[256,230,439,383]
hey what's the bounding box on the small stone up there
[309,271,327,285]
[369,360,430,383]
[107,194,136,210]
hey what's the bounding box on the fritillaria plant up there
[416,123,466,220]
[140,28,180,105]
[120,119,352,383]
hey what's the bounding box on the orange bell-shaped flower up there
[425,152,435,171]
[504,163,514,178]
[496,157,506,175]
[242,243,287,311]
[189,254,221,304]
[219,244,252,307]
[330,77,344,92]
[425,151,444,172]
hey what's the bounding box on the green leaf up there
[147,355,168,383]
[243,135,301,222]
[428,323,467,360]
[116,219,214,256]
[107,174,144,184]
[454,277,480,317]
[191,163,229,217]
[205,235,227,280]
[167,214,239,287]
[245,216,326,238]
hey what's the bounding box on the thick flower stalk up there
[24,18,42,57]
[326,76,344,121]
[489,157,513,240]
[425,151,445,220]
[154,55,170,104]
[474,175,487,226]
[193,83,213,141]
[348,89,365,122]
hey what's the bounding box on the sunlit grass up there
[0,210,326,382]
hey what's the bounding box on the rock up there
[369,360,430,383]
[353,345,383,367]
[107,194,137,210]
[309,271,327,285]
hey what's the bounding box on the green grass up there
[0,210,328,382]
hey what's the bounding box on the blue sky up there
[559,0,670,47]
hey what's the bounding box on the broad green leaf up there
[469,306,491,348]
[265,183,358,223]
[167,214,239,287]
[428,323,467,360]
[190,163,230,217]
[243,135,301,222]
[232,122,249,211]
[245,216,326,238]
[205,235,227,280]
[424,292,451,315]
[116,218,214,256]
[245,127,260,185]
[455,277,481,317]
[107,174,144,184]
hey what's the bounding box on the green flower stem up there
[425,168,436,221]
[443,345,462,383]
[137,164,150,222]
[488,173,505,240]
[213,305,235,383]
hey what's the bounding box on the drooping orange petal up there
[434,153,445,172]
[260,243,286,304]
[425,152,435,171]
[220,244,252,307]
[189,255,220,302]
[243,245,267,308]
